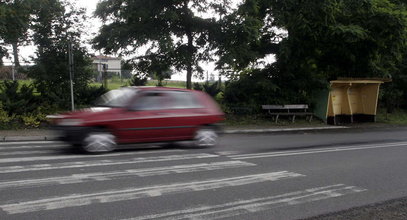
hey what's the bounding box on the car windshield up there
[95,88,137,107]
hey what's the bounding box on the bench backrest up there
[262,104,309,110]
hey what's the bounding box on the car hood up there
[54,107,122,120]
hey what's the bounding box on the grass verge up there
[376,108,407,125]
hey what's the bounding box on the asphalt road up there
[1,126,407,220]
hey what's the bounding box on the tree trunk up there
[12,42,20,67]
[184,0,193,90]
[186,32,193,89]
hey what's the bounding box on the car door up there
[116,91,176,143]
[162,91,206,140]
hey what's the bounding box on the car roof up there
[127,86,195,92]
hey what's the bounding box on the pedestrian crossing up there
[127,184,366,220]
[0,141,368,219]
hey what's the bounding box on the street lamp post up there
[68,41,75,111]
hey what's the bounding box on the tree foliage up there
[27,0,95,109]
[271,0,407,80]
[214,0,278,76]
[219,0,407,108]
[0,0,33,67]
[93,0,226,89]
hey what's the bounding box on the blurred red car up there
[50,87,224,153]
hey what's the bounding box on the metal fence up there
[0,66,29,80]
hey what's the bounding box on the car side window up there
[130,92,168,110]
[167,91,203,109]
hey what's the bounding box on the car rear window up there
[131,92,169,110]
[166,91,203,109]
[95,88,137,107]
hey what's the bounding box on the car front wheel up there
[193,127,218,147]
[82,130,116,153]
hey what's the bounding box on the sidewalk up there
[0,125,349,142]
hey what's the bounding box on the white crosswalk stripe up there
[0,142,371,219]
[230,141,407,160]
[0,153,218,173]
[0,149,186,163]
[126,184,366,220]
[0,161,256,190]
[0,171,304,214]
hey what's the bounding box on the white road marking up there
[230,141,407,160]
[0,171,304,214]
[0,161,256,190]
[0,149,186,164]
[215,151,241,156]
[127,184,366,220]
[0,153,218,173]
[224,126,348,134]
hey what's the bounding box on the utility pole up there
[103,64,108,88]
[68,40,75,111]
[11,65,15,81]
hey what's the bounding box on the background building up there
[91,55,122,80]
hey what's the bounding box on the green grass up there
[376,108,407,125]
[17,79,188,91]
[89,79,187,90]
[224,114,325,128]
[146,80,186,88]
[18,79,35,87]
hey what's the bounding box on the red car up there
[50,87,224,153]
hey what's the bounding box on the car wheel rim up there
[195,129,218,147]
[83,133,116,153]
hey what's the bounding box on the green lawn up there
[376,108,407,125]
[18,79,188,91]
[89,79,187,90]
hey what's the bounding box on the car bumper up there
[52,126,90,145]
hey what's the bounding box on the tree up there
[219,0,407,107]
[0,3,6,66]
[214,0,279,77]
[28,0,94,109]
[0,0,33,67]
[93,0,227,89]
[272,0,407,79]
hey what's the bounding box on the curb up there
[222,126,348,134]
[1,136,58,142]
[0,126,348,142]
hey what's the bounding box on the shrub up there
[76,85,109,107]
[21,114,41,128]
[0,81,52,129]
[0,80,39,116]
[130,74,148,86]
[193,81,222,98]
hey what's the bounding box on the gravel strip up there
[304,197,407,220]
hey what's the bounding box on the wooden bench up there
[262,104,313,123]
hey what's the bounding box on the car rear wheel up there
[82,130,116,153]
[193,127,218,147]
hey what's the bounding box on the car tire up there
[82,130,117,153]
[193,126,218,147]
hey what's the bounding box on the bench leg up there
[309,115,313,122]
[292,115,296,123]
[275,115,279,123]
